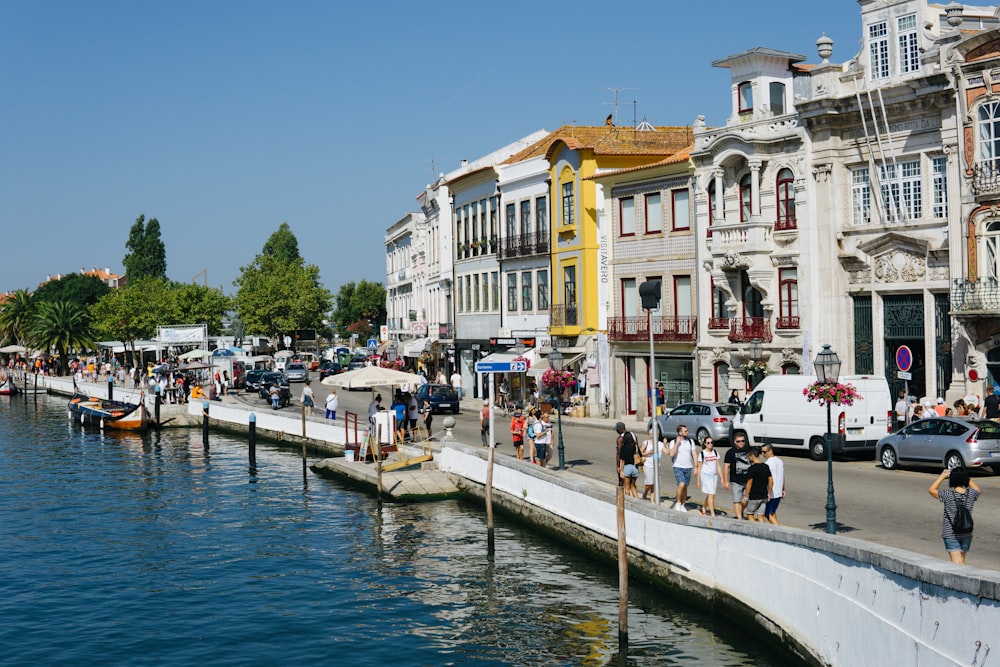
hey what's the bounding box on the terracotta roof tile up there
[503,124,693,164]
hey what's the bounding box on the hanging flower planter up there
[803,381,862,407]
[541,369,576,394]
[739,360,769,376]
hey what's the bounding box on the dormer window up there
[868,21,889,80]
[898,14,919,74]
[769,82,785,116]
[738,82,753,114]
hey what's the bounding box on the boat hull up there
[0,378,18,396]
[68,393,148,430]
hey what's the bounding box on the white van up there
[731,374,893,460]
[274,350,294,372]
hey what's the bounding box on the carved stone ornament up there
[780,348,800,365]
[721,250,751,270]
[848,268,872,285]
[701,348,731,366]
[873,250,926,283]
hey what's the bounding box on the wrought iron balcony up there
[607,316,697,342]
[971,163,1000,198]
[951,278,1000,314]
[708,316,730,330]
[776,316,800,329]
[499,229,550,260]
[774,215,797,231]
[728,317,772,342]
[550,304,578,327]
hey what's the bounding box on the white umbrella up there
[179,349,212,360]
[0,344,26,354]
[321,365,420,390]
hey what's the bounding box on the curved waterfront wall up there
[437,443,1000,667]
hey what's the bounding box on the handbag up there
[951,491,974,535]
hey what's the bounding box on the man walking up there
[762,445,785,525]
[667,424,697,512]
[451,370,463,401]
[894,389,908,430]
[723,434,752,519]
[480,399,491,447]
[742,447,773,523]
[981,384,1000,421]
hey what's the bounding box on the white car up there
[284,362,309,382]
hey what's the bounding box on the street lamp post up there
[639,279,663,504]
[748,337,762,390]
[815,343,841,535]
[549,347,566,470]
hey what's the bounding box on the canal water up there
[1,395,787,666]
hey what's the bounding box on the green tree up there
[122,214,168,281]
[332,280,386,331]
[32,273,111,308]
[234,225,331,347]
[164,282,232,335]
[29,301,95,375]
[91,278,171,370]
[0,289,36,347]
[262,222,301,264]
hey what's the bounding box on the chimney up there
[460,159,468,167]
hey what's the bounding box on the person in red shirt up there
[510,409,526,460]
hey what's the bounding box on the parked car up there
[348,355,367,371]
[876,416,1000,472]
[258,372,291,407]
[415,383,460,414]
[648,402,739,445]
[318,361,344,380]
[284,362,309,382]
[244,369,266,393]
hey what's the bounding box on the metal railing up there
[499,229,550,259]
[776,316,800,329]
[728,317,772,342]
[971,163,1000,197]
[708,316,730,330]
[550,304,579,327]
[951,278,1000,312]
[607,316,697,342]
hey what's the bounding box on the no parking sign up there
[895,345,912,372]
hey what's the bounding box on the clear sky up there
[0,1,861,296]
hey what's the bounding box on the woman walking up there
[929,468,981,564]
[695,437,723,516]
[324,388,338,420]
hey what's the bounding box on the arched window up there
[776,168,796,230]
[782,363,800,375]
[740,174,752,222]
[984,220,1000,280]
[777,268,798,329]
[743,285,763,318]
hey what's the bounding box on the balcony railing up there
[607,316,697,342]
[951,278,1000,313]
[708,316,730,330]
[709,220,773,256]
[728,317,772,342]
[774,215,797,231]
[550,304,579,327]
[456,240,497,260]
[776,316,800,329]
[971,163,1000,197]
[499,229,550,260]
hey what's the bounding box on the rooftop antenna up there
[603,86,637,124]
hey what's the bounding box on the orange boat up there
[68,393,148,430]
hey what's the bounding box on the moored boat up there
[0,376,19,396]
[68,392,148,430]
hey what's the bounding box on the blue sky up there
[0,1,861,296]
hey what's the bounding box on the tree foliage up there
[33,273,111,308]
[122,214,167,281]
[164,282,232,336]
[91,278,172,369]
[234,225,330,347]
[29,301,95,374]
[0,289,36,347]
[332,280,386,331]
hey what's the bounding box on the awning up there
[527,352,586,378]
[402,337,433,357]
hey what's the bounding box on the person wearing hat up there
[480,399,491,447]
[934,397,947,417]
[510,407,526,460]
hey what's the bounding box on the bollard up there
[202,401,209,448]
[108,376,114,401]
[155,390,161,428]
[249,413,257,469]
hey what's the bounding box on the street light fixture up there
[814,343,841,535]
[386,343,398,365]
[549,346,566,470]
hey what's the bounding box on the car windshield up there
[430,386,456,398]
[715,405,739,416]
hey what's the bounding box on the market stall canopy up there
[402,338,438,357]
[526,350,585,378]
[178,361,214,370]
[320,365,421,389]
[0,344,26,354]
[179,349,212,360]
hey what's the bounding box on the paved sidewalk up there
[458,395,620,432]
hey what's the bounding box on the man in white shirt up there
[451,371,463,400]
[762,445,785,525]
[667,424,697,512]
[894,390,907,430]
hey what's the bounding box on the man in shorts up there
[762,445,785,525]
[742,447,773,522]
[723,434,752,519]
[667,424,697,512]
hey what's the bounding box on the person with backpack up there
[615,421,640,498]
[667,424,698,512]
[929,467,981,564]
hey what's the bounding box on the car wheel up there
[696,427,710,444]
[945,451,966,470]
[879,446,898,470]
[809,436,826,461]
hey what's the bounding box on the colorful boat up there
[68,393,148,430]
[0,376,18,396]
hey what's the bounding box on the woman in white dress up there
[695,437,723,516]
[641,428,664,503]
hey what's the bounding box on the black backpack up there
[951,492,974,535]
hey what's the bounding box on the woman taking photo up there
[929,468,981,564]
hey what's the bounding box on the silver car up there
[648,402,739,444]
[877,416,1000,472]
[284,362,309,382]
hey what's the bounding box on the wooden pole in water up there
[108,376,114,401]
[617,485,628,650]
[202,401,209,448]
[486,443,495,553]
[155,390,161,428]
[301,402,307,464]
[376,423,383,498]
[248,412,257,469]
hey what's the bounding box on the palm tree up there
[29,301,95,375]
[0,289,35,347]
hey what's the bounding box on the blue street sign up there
[476,360,528,373]
[367,338,378,351]
[895,345,912,372]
